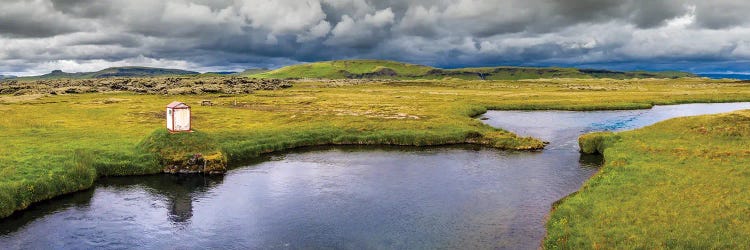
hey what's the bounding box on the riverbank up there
[545,109,750,248]
[1,78,750,219]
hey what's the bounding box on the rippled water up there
[482,102,750,149]
[1,102,749,249]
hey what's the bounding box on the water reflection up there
[0,174,225,234]
[97,174,225,224]
[0,189,95,236]
[578,153,604,168]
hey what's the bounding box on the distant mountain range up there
[7,67,271,80]
[17,66,199,80]
[4,60,706,81]
[248,60,697,80]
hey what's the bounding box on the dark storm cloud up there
[0,0,86,37]
[1,0,750,75]
[692,1,750,29]
[50,0,113,18]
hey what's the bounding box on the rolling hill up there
[236,68,271,76]
[19,67,199,80]
[250,59,696,80]
[251,60,433,79]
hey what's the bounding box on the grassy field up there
[546,109,750,248]
[0,77,749,224]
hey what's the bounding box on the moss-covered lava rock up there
[138,129,227,174]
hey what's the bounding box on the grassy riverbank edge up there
[545,109,750,248]
[0,107,546,219]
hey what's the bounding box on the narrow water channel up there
[1,103,749,249]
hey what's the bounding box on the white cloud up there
[322,0,373,18]
[326,8,395,47]
[665,5,696,28]
[296,20,332,42]
[160,1,243,35]
[363,8,395,27]
[396,5,441,36]
[237,0,328,35]
[330,15,355,34]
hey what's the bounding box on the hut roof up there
[167,101,190,109]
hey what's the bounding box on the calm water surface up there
[2,102,749,249]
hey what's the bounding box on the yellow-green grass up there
[0,77,749,219]
[252,59,434,79]
[546,110,750,248]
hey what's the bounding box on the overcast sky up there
[2,0,750,76]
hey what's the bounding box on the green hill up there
[250,59,696,80]
[252,60,434,79]
[20,67,198,80]
[236,68,270,76]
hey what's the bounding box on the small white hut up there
[166,101,191,132]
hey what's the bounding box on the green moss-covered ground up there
[546,110,750,248]
[1,77,749,223]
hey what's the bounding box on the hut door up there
[174,109,190,131]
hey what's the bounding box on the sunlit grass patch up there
[546,110,750,248]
